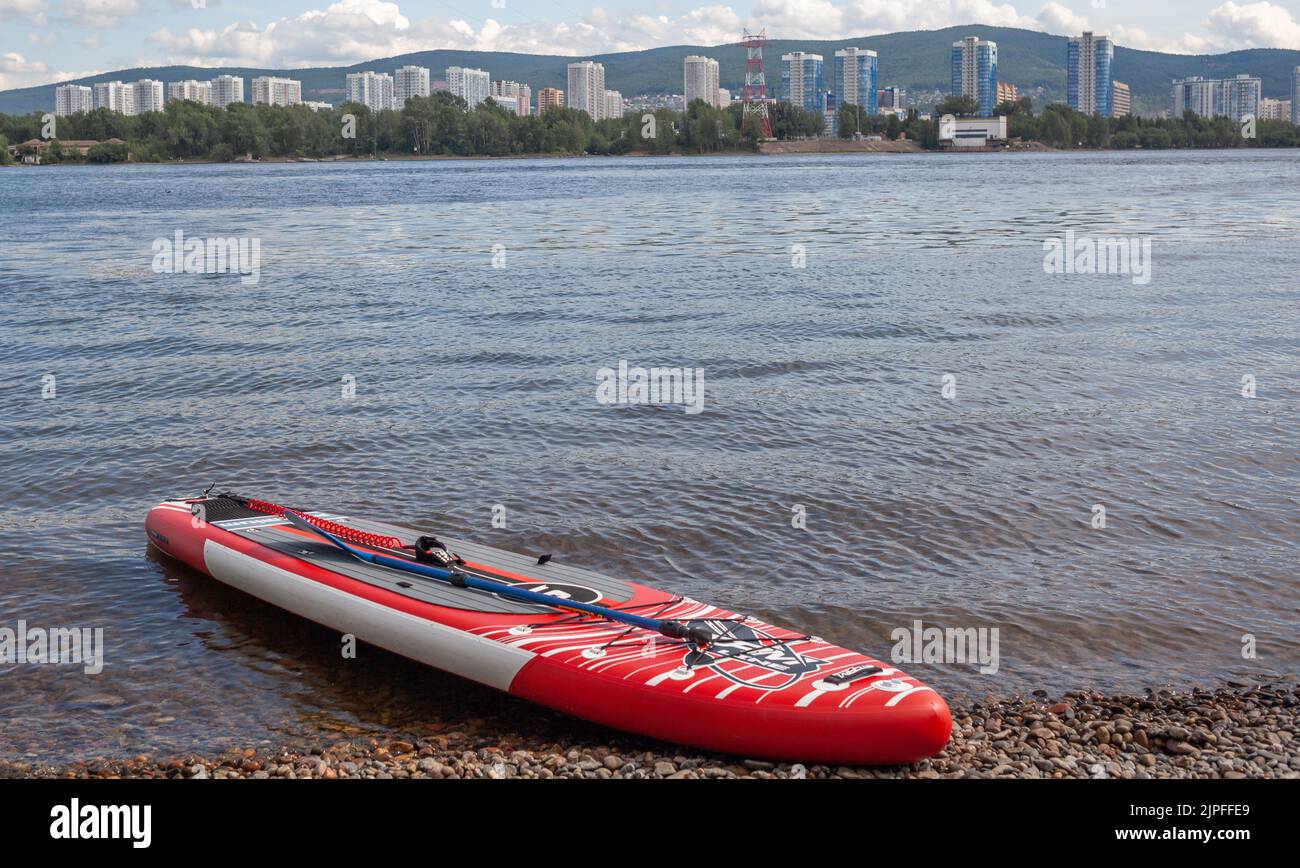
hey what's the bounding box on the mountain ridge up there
[3,25,1297,116]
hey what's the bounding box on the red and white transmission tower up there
[740,29,773,140]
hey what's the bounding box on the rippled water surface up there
[1,151,1297,763]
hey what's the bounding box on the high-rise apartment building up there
[1067,32,1114,116]
[131,80,165,114]
[684,55,722,108]
[1171,76,1219,118]
[447,66,490,109]
[54,84,93,116]
[346,71,395,112]
[210,75,245,108]
[832,48,877,113]
[1171,75,1261,122]
[94,81,135,115]
[1112,81,1131,117]
[538,87,564,114]
[393,65,430,106]
[604,89,623,119]
[168,80,212,105]
[1293,67,1300,125]
[1259,97,1290,120]
[781,52,825,113]
[252,76,302,107]
[1221,74,1262,124]
[567,61,607,119]
[951,36,998,115]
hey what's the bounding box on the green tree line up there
[5,92,1295,164]
[0,93,812,162]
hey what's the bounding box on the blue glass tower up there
[951,37,998,115]
[832,48,878,113]
[1068,32,1114,116]
[781,52,825,113]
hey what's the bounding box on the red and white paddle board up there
[146,494,952,765]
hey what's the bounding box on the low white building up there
[939,115,1008,148]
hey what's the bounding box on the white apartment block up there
[346,71,395,112]
[252,76,302,107]
[168,80,212,105]
[55,84,94,116]
[684,55,722,108]
[132,80,165,114]
[394,65,431,106]
[447,66,491,108]
[567,61,607,120]
[605,89,623,119]
[303,100,334,112]
[1221,74,1261,124]
[1258,98,1290,121]
[490,80,531,115]
[210,75,245,108]
[94,81,135,115]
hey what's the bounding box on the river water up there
[1,150,1296,762]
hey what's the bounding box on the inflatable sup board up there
[146,493,951,764]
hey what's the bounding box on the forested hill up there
[3,25,1297,116]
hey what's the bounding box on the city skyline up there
[4,1,1300,93]
[47,33,1293,131]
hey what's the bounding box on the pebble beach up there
[5,683,1295,780]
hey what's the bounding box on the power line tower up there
[740,29,773,140]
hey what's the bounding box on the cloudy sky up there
[2,0,1300,90]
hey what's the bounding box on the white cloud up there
[1034,1,1087,35]
[13,0,1300,92]
[1203,1,1300,50]
[145,0,745,66]
[61,0,142,29]
[0,0,47,25]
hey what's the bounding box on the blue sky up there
[3,0,1300,90]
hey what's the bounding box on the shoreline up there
[4,683,1294,780]
[9,140,1287,169]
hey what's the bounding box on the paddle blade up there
[282,509,356,557]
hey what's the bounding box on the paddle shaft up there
[281,510,709,644]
